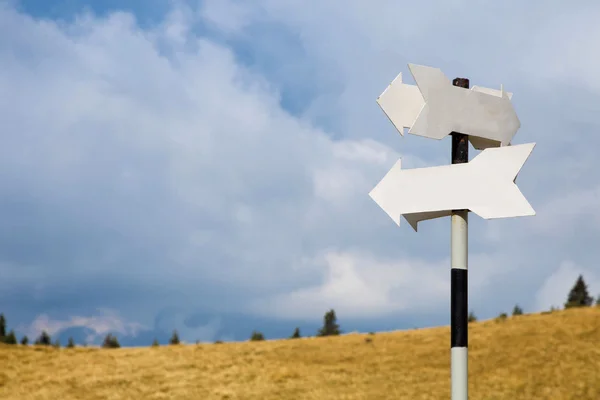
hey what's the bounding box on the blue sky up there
[1,0,600,346]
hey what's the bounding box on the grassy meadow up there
[1,307,599,400]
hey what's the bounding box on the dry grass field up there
[1,307,599,400]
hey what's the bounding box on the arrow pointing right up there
[377,64,520,150]
[369,143,536,231]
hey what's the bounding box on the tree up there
[66,337,75,348]
[565,275,593,308]
[20,336,29,346]
[596,296,600,306]
[317,309,341,337]
[53,339,61,348]
[250,331,265,341]
[4,330,17,345]
[467,311,477,323]
[169,330,180,345]
[102,333,120,349]
[152,339,159,347]
[512,304,524,316]
[34,331,52,346]
[0,313,6,338]
[290,327,301,339]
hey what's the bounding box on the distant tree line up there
[467,274,599,323]
[246,308,341,343]
[146,309,342,346]
[0,314,116,349]
[1,276,598,348]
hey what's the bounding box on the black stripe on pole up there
[451,268,468,348]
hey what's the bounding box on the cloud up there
[0,2,411,322]
[249,249,520,320]
[19,308,146,344]
[250,250,449,319]
[1,0,600,339]
[530,186,600,235]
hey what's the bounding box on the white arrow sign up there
[377,64,520,150]
[369,143,536,231]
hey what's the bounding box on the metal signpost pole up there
[370,63,536,400]
[450,77,470,400]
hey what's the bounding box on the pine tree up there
[102,333,120,348]
[565,275,593,308]
[0,314,6,338]
[250,331,265,341]
[35,331,51,346]
[596,296,600,306]
[20,336,29,346]
[317,309,341,337]
[169,330,180,345]
[4,330,17,345]
[152,338,159,347]
[290,327,301,339]
[66,337,75,348]
[467,311,477,323]
[512,304,524,316]
[53,339,61,348]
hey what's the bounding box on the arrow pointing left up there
[369,143,536,231]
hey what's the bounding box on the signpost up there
[370,64,535,400]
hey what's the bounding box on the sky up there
[1,0,599,346]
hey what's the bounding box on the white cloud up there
[0,2,409,319]
[312,139,399,206]
[530,185,600,237]
[20,309,146,344]
[1,0,600,332]
[249,249,450,319]
[249,248,525,320]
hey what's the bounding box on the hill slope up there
[1,307,599,400]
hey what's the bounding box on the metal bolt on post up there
[450,77,470,400]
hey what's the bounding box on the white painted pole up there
[450,77,470,400]
[451,210,468,400]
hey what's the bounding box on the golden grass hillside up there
[1,307,599,400]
